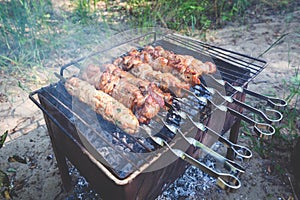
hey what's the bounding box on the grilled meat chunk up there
[150,45,217,74]
[150,55,200,85]
[77,45,212,126]
[65,77,139,134]
[98,70,120,93]
[104,64,172,105]
[98,66,161,124]
[110,78,146,110]
[128,63,190,97]
[135,95,160,124]
[114,55,191,97]
[126,45,216,86]
[81,64,102,87]
[81,64,165,124]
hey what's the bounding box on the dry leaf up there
[3,190,11,200]
[8,155,27,164]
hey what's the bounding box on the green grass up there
[0,0,53,79]
[0,0,113,84]
[101,0,298,34]
[0,1,52,56]
[109,0,241,33]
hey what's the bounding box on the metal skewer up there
[165,107,252,160]
[173,90,228,112]
[208,74,287,110]
[186,115,253,160]
[200,84,283,124]
[159,120,245,176]
[181,85,276,139]
[141,125,241,191]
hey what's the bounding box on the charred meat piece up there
[114,55,143,71]
[104,63,149,93]
[184,55,217,74]
[150,55,200,85]
[115,54,191,96]
[65,77,139,134]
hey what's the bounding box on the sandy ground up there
[211,13,300,199]
[0,8,300,200]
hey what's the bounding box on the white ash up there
[156,142,226,200]
[66,163,101,200]
[138,137,155,150]
[62,141,232,199]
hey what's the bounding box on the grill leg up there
[226,118,241,160]
[52,141,73,192]
[43,116,73,192]
[226,84,246,160]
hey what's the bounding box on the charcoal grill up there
[29,28,285,199]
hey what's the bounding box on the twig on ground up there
[288,174,299,200]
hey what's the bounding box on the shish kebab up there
[113,58,191,97]
[80,64,170,125]
[65,45,216,134]
[65,77,139,134]
[114,45,216,87]
[117,46,279,139]
[80,56,208,127]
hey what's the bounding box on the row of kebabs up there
[65,45,216,134]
